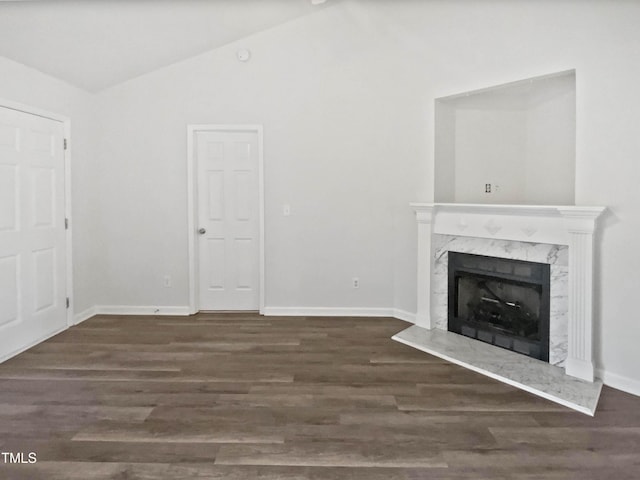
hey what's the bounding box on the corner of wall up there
[596,368,640,398]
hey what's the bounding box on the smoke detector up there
[236,49,251,62]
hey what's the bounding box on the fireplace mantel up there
[410,202,606,382]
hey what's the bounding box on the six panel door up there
[196,130,259,310]
[0,107,67,359]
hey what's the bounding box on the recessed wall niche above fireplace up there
[434,70,576,205]
[448,252,550,362]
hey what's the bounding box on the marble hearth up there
[393,203,606,415]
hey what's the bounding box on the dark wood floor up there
[0,313,639,479]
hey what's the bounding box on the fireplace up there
[448,252,550,362]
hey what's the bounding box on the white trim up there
[93,305,191,316]
[0,99,74,325]
[187,126,197,314]
[63,119,74,327]
[264,307,416,322]
[73,306,97,325]
[0,98,70,124]
[187,124,265,315]
[0,325,67,365]
[263,307,397,318]
[79,304,414,323]
[411,202,606,246]
[392,309,416,323]
[76,305,197,324]
[597,368,640,397]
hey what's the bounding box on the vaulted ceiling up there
[0,0,338,92]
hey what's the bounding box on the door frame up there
[0,98,74,327]
[187,124,265,314]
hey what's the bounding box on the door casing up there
[187,124,265,314]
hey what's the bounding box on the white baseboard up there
[263,307,397,318]
[74,306,97,325]
[94,305,192,316]
[77,305,417,323]
[0,325,67,364]
[596,368,640,397]
[263,306,417,323]
[73,305,191,323]
[392,309,416,323]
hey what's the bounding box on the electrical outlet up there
[485,183,492,193]
[163,275,171,288]
[352,277,359,288]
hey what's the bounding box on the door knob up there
[198,228,206,235]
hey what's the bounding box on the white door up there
[196,130,260,310]
[0,107,67,359]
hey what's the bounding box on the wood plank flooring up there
[0,313,639,479]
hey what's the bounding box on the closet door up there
[0,106,67,360]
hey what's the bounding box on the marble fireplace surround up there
[394,203,606,414]
[432,234,568,366]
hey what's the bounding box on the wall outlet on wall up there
[163,275,171,288]
[352,277,359,288]
[485,183,491,193]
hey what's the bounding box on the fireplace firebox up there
[448,252,550,361]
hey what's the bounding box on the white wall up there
[92,4,428,312]
[72,0,640,392]
[524,90,576,204]
[434,101,456,203]
[0,56,98,315]
[454,108,527,203]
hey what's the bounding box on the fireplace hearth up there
[448,252,550,361]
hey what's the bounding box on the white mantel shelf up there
[408,202,606,384]
[414,202,606,214]
[410,202,606,246]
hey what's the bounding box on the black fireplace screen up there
[448,252,550,361]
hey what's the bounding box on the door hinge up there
[66,297,70,309]
[65,218,69,230]
[64,138,68,150]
